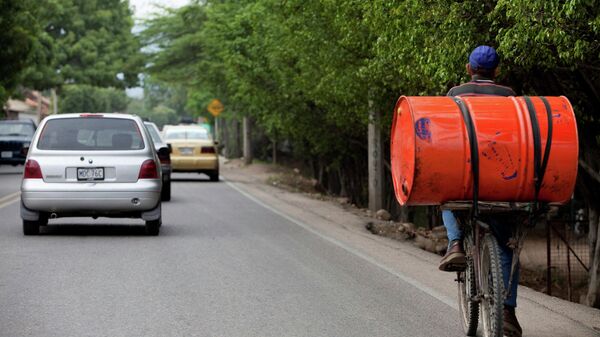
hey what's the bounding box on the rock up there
[401,222,416,233]
[365,209,372,217]
[432,225,446,233]
[435,242,448,254]
[293,168,300,174]
[337,197,350,204]
[424,237,436,253]
[414,234,427,249]
[310,178,319,187]
[430,228,447,241]
[375,209,391,221]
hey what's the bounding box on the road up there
[0,167,464,337]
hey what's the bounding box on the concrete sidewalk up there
[222,164,600,337]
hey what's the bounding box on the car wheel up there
[23,220,40,235]
[209,170,219,182]
[145,218,161,236]
[161,180,171,201]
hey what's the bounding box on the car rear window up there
[164,128,209,140]
[0,122,35,138]
[37,118,145,151]
[144,123,163,144]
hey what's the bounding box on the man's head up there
[466,45,499,79]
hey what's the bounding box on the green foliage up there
[23,0,143,90]
[59,84,128,113]
[0,0,40,103]
[142,0,600,206]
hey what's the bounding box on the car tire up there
[161,180,171,201]
[23,220,40,235]
[209,170,219,182]
[145,219,161,236]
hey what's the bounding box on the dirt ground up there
[221,158,588,304]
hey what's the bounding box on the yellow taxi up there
[163,125,219,181]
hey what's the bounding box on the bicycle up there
[442,201,536,337]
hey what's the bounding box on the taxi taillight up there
[201,147,216,154]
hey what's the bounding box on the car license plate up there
[180,147,193,155]
[1,151,13,158]
[77,167,104,181]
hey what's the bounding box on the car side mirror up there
[158,147,170,158]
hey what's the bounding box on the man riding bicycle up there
[438,45,522,337]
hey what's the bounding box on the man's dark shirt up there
[447,75,516,97]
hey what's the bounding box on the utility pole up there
[243,116,253,165]
[368,96,383,213]
[51,89,58,115]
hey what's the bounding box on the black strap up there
[524,96,554,220]
[453,97,479,218]
[538,96,553,197]
[524,96,542,194]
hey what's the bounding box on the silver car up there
[20,113,162,235]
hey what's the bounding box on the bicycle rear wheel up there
[480,233,504,337]
[458,236,479,336]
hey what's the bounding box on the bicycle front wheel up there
[458,236,479,336]
[480,233,504,337]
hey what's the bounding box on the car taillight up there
[201,147,216,154]
[23,160,43,179]
[138,159,159,179]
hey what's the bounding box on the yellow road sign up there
[207,99,224,117]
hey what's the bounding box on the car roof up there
[166,124,209,130]
[43,113,141,121]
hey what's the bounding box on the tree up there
[23,0,143,90]
[0,0,40,104]
[59,84,128,113]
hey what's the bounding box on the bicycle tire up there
[458,237,479,336]
[480,233,504,337]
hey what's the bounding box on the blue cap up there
[469,45,499,70]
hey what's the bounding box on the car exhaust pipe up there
[50,213,57,219]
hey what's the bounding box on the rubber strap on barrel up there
[453,97,479,218]
[538,96,554,198]
[524,96,542,195]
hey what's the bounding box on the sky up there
[126,0,190,98]
[129,0,189,21]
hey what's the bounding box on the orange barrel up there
[391,96,578,206]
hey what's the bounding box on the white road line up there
[225,180,458,310]
[0,191,20,209]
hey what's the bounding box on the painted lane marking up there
[224,180,457,310]
[0,191,20,209]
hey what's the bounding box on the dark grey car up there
[144,121,172,201]
[0,119,36,166]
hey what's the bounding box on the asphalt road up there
[0,170,464,337]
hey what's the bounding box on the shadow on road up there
[40,224,150,236]
[171,178,218,182]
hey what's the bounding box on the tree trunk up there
[243,116,252,165]
[368,97,383,212]
[586,206,600,308]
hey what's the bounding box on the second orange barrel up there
[391,96,578,206]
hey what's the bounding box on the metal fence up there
[546,210,590,302]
